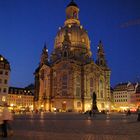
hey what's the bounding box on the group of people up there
[88,110,96,117]
[0,103,13,137]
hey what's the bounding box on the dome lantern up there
[65,0,80,26]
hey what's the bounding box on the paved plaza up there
[1,112,140,140]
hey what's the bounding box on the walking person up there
[137,108,140,122]
[89,110,92,117]
[1,103,13,137]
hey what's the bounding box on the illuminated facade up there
[113,82,139,111]
[7,87,34,111]
[0,54,10,105]
[34,1,111,112]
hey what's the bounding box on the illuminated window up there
[77,102,81,107]
[2,96,6,102]
[82,38,85,43]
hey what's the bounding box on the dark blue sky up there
[0,0,140,87]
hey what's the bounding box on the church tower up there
[96,40,107,68]
[40,43,49,66]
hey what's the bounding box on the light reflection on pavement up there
[1,113,140,140]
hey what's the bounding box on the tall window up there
[99,80,103,98]
[76,76,81,96]
[90,78,93,94]
[5,71,8,75]
[3,88,7,93]
[62,74,68,96]
[4,79,7,84]
[0,70,3,75]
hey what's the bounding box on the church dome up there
[54,25,90,51]
[54,1,91,52]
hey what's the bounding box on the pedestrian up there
[89,110,92,117]
[137,108,140,122]
[92,110,96,117]
[1,102,13,137]
[126,109,131,116]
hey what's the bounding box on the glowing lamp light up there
[80,25,83,29]
[106,105,109,108]
[10,104,14,107]
[0,57,3,61]
[63,101,66,104]
[46,48,48,52]
[68,24,71,28]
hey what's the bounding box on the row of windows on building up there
[0,70,8,75]
[114,99,127,102]
[9,89,32,95]
[7,99,33,102]
[7,102,33,106]
[114,95,127,98]
[0,88,7,93]
[0,63,9,69]
[53,75,104,97]
[114,92,128,95]
[0,79,8,84]
[8,95,33,99]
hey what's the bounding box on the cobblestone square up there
[1,112,140,140]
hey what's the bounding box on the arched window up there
[100,90,103,98]
[99,80,103,89]
[62,74,68,96]
[90,78,93,94]
[99,80,104,98]
[76,76,81,96]
[90,78,93,88]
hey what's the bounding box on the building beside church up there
[113,82,140,111]
[7,87,34,111]
[34,1,111,112]
[0,54,10,105]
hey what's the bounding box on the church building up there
[34,1,111,112]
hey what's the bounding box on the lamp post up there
[107,96,110,112]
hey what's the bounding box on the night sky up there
[0,0,140,88]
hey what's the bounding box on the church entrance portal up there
[62,101,66,111]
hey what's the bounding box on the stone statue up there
[92,92,98,111]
